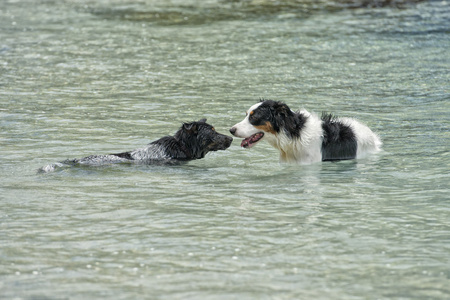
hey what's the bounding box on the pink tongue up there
[241,138,252,148]
[241,133,263,148]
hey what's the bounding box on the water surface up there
[1,0,449,299]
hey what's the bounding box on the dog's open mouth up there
[241,132,264,148]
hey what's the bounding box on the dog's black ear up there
[198,118,207,123]
[183,122,198,133]
[273,102,291,117]
[183,122,193,131]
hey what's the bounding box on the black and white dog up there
[39,119,232,172]
[230,100,381,164]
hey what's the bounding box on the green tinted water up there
[1,0,449,299]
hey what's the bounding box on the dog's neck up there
[176,139,193,159]
[264,111,323,164]
[265,133,305,163]
[175,135,208,160]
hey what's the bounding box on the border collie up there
[230,100,381,164]
[39,119,232,172]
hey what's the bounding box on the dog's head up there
[177,119,233,159]
[230,100,298,148]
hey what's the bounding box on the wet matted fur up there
[39,119,232,172]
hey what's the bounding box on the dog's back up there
[321,113,358,161]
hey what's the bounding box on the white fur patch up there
[230,102,264,139]
[341,117,382,158]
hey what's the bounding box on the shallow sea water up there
[1,0,449,299]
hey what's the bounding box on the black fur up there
[38,119,232,172]
[321,113,357,161]
[251,100,306,138]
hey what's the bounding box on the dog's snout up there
[230,127,236,135]
[225,136,233,147]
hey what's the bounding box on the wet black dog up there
[39,119,232,172]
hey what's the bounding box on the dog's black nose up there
[225,136,233,147]
[230,127,236,135]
